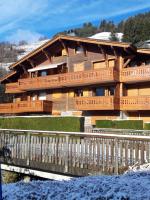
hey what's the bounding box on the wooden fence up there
[0,129,150,176]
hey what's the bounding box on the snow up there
[90,32,123,42]
[127,162,150,173]
[15,39,49,60]
[2,170,150,200]
[0,39,49,71]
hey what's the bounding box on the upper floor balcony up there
[120,96,150,110]
[0,100,52,114]
[5,82,24,94]
[6,68,119,93]
[74,96,119,110]
[121,65,150,83]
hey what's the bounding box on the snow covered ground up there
[2,169,150,200]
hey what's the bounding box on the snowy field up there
[2,166,150,200]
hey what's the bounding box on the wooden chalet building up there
[1,34,150,124]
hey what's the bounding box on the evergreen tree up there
[109,31,119,41]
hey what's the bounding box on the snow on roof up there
[90,32,123,42]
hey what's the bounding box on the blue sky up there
[0,0,150,43]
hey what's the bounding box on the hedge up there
[0,117,84,132]
[96,120,113,128]
[96,120,143,130]
[144,123,150,130]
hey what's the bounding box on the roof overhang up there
[9,35,136,70]
[28,62,66,72]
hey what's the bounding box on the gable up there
[0,34,137,83]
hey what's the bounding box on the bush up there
[96,120,113,128]
[96,120,143,130]
[0,117,84,132]
[113,120,143,130]
[144,123,150,130]
[3,171,20,184]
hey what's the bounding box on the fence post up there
[64,135,69,173]
[26,132,31,166]
[114,137,119,174]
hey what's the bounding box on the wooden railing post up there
[114,138,119,174]
[64,135,69,173]
[26,132,31,166]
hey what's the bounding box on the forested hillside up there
[58,11,150,44]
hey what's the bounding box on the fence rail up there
[0,129,150,176]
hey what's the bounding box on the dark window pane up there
[95,88,105,96]
[109,87,115,96]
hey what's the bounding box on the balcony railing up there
[120,96,150,110]
[0,100,52,114]
[5,82,23,94]
[17,68,118,91]
[74,96,118,110]
[121,65,150,83]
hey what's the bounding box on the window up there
[93,61,106,69]
[40,71,47,76]
[95,88,105,96]
[75,46,84,54]
[39,92,46,100]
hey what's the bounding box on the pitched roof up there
[9,34,136,70]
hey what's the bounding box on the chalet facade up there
[1,35,150,124]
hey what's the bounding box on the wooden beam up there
[19,64,28,74]
[27,59,35,68]
[123,58,132,68]
[110,46,118,58]
[59,39,69,56]
[42,49,51,62]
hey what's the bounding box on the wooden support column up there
[98,45,108,68]
[115,83,123,98]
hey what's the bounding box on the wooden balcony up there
[121,65,150,83]
[0,100,52,114]
[5,82,23,94]
[17,68,118,91]
[120,96,150,110]
[74,96,117,110]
